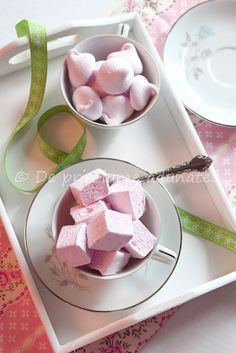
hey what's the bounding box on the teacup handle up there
[116,23,130,38]
[152,245,177,263]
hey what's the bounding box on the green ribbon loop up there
[37,105,86,168]
[4,20,86,193]
[178,208,236,252]
[37,105,87,177]
[37,105,87,178]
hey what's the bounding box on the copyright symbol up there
[14,171,29,183]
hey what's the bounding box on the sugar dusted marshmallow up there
[56,223,92,267]
[101,95,133,125]
[97,57,134,95]
[87,210,134,251]
[108,43,143,75]
[89,250,130,275]
[106,179,146,220]
[130,75,158,111]
[70,200,108,224]
[124,220,157,258]
[70,169,109,206]
[66,49,95,87]
[72,86,102,121]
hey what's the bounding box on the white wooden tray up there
[0,13,235,353]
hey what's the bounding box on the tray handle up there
[0,13,136,77]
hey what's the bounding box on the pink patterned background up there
[1,1,235,352]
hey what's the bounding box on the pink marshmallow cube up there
[89,250,130,275]
[56,223,93,267]
[106,179,146,220]
[70,169,109,206]
[87,209,134,251]
[70,200,108,224]
[124,220,157,258]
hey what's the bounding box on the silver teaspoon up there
[136,155,212,262]
[136,155,212,182]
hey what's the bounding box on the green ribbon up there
[178,208,236,252]
[37,105,86,177]
[3,20,235,253]
[4,20,86,193]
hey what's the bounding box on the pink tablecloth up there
[1,1,235,352]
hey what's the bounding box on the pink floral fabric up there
[1,1,235,353]
[0,219,52,353]
[76,308,177,353]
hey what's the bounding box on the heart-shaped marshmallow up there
[130,75,158,111]
[72,86,102,121]
[97,57,134,95]
[88,60,106,97]
[66,49,95,88]
[108,43,143,75]
[101,95,134,125]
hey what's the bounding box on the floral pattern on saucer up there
[180,26,214,81]
[44,226,89,288]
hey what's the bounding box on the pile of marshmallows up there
[66,43,158,125]
[56,169,157,276]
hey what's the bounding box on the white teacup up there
[60,29,160,129]
[52,183,162,280]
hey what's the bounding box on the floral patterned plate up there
[164,0,236,127]
[24,158,182,312]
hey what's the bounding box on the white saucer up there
[164,0,236,127]
[25,159,182,312]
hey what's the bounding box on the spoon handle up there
[137,155,212,182]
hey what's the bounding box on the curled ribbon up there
[4,19,86,193]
